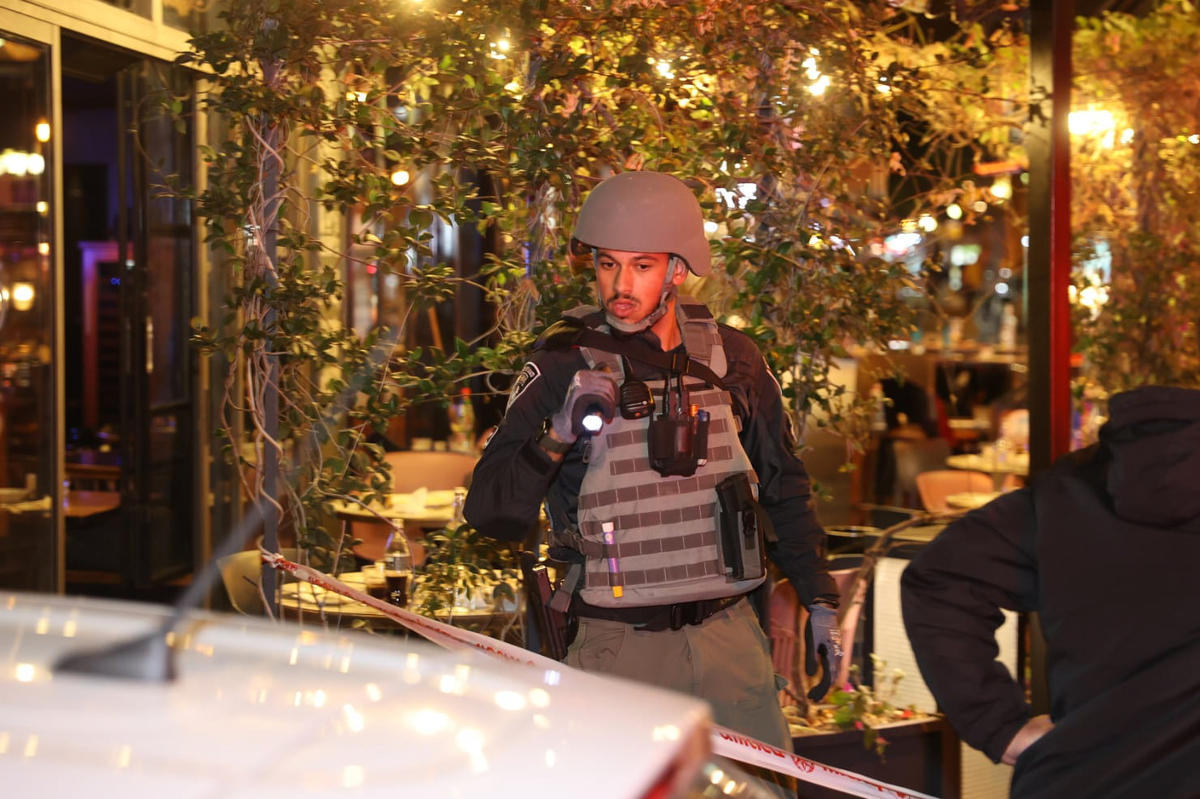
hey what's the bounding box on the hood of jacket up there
[1099,385,1200,527]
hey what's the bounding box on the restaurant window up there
[0,33,55,591]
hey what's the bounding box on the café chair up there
[383,450,477,494]
[348,450,479,563]
[768,577,804,704]
[915,469,993,513]
[768,556,864,701]
[219,548,298,616]
[891,437,952,508]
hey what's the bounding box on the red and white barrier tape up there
[709,727,933,799]
[266,554,934,799]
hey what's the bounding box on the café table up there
[944,490,1002,511]
[329,489,462,562]
[0,490,121,520]
[278,570,517,634]
[945,450,1028,490]
[64,490,121,519]
[329,489,460,529]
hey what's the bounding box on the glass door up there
[119,59,196,593]
[0,30,55,592]
[58,33,197,598]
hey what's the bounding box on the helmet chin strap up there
[599,255,684,335]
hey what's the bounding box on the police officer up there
[464,171,841,775]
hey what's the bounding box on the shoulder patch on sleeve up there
[506,361,542,411]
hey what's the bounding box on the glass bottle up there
[380,521,412,607]
[448,387,476,453]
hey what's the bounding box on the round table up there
[945,451,1028,490]
[329,490,461,562]
[329,489,460,528]
[278,570,517,632]
[944,491,1001,510]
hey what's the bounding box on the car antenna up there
[54,500,271,681]
[53,325,405,682]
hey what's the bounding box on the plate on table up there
[423,489,458,508]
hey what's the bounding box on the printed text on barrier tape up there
[267,554,935,799]
[710,727,935,799]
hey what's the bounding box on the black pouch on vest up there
[648,412,709,477]
[716,473,769,581]
[647,374,709,477]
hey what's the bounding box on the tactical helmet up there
[571,171,712,276]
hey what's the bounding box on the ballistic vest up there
[551,297,765,608]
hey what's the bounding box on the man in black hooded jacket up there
[901,385,1200,799]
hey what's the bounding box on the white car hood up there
[0,593,711,798]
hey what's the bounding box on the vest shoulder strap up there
[534,317,585,352]
[575,327,726,389]
[676,295,727,379]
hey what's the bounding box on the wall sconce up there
[12,282,35,312]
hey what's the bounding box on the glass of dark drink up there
[363,564,388,601]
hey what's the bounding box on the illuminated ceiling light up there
[1189,134,1200,145]
[37,242,49,255]
[36,201,48,214]
[991,176,1012,200]
[496,38,510,52]
[390,169,411,186]
[972,200,988,213]
[35,121,50,142]
[917,214,938,232]
[12,283,35,312]
[946,203,963,220]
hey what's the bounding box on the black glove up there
[804,604,844,701]
[550,369,619,442]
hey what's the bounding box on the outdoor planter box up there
[791,716,960,799]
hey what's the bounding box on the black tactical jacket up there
[902,385,1200,798]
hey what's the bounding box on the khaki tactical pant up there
[567,598,795,798]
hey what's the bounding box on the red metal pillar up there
[1027,0,1074,473]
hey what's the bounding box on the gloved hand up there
[804,603,844,702]
[550,369,619,442]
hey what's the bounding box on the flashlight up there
[581,412,604,434]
